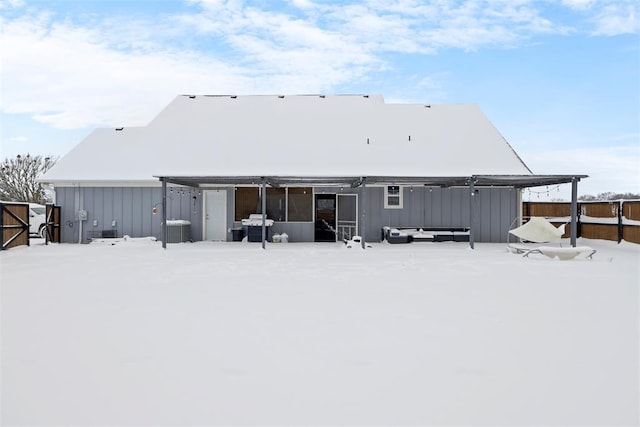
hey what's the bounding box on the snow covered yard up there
[1,238,638,426]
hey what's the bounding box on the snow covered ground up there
[1,238,639,426]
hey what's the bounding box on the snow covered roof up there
[42,94,578,186]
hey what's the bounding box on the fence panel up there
[580,223,618,241]
[1,202,29,250]
[523,202,571,218]
[45,204,61,243]
[621,200,640,244]
[524,200,640,244]
[623,226,640,244]
[579,201,619,242]
[580,201,619,218]
[623,201,640,221]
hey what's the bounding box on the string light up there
[527,184,562,194]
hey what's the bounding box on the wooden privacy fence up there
[1,202,29,250]
[523,200,640,244]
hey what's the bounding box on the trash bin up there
[231,227,245,242]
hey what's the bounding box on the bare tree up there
[0,154,57,204]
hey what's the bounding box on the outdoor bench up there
[382,226,470,244]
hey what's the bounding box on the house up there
[40,94,587,247]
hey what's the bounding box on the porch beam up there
[265,177,281,188]
[154,174,588,190]
[164,179,200,188]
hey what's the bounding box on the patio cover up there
[155,173,587,250]
[155,174,587,189]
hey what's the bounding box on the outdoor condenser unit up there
[166,220,191,243]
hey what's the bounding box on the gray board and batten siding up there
[355,186,517,243]
[56,186,209,244]
[55,185,518,244]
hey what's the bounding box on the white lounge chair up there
[509,216,565,242]
[522,246,596,260]
[507,217,595,260]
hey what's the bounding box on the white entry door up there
[204,190,227,241]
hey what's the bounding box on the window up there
[235,186,314,222]
[384,185,403,209]
[234,187,259,221]
[266,188,286,221]
[287,187,312,221]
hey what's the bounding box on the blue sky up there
[1,0,638,199]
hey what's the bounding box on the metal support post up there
[361,178,367,249]
[262,178,267,250]
[617,200,623,243]
[469,179,475,249]
[162,179,167,249]
[570,177,579,247]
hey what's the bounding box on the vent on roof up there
[425,105,431,108]
[230,95,237,99]
[363,95,369,98]
[115,127,124,131]
[278,95,285,98]
[319,95,325,98]
[188,95,196,99]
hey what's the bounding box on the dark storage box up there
[387,234,412,244]
[231,227,245,242]
[453,232,470,242]
[247,225,267,242]
[101,230,117,238]
[432,232,454,242]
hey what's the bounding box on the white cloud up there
[561,0,596,11]
[0,10,254,128]
[560,0,639,35]
[1,0,638,132]
[8,135,28,142]
[0,0,25,10]
[592,4,639,36]
[184,0,569,55]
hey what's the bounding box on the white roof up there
[42,94,532,183]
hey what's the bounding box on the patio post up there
[361,178,367,249]
[162,178,167,250]
[469,178,475,249]
[570,177,579,247]
[261,178,267,250]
